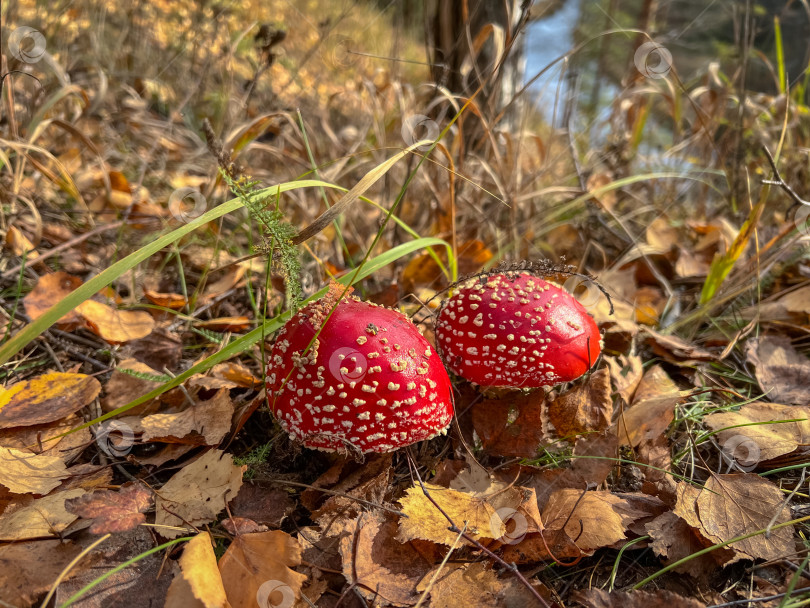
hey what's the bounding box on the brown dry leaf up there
[571,431,619,486]
[704,402,810,465]
[417,561,549,608]
[101,358,163,414]
[0,372,101,429]
[471,391,552,458]
[541,489,650,552]
[644,328,716,366]
[22,271,83,328]
[228,483,295,528]
[587,171,617,212]
[696,473,794,561]
[780,286,810,315]
[222,517,268,535]
[165,532,229,608]
[219,530,307,608]
[0,539,85,607]
[210,362,261,388]
[129,388,234,445]
[548,368,612,437]
[401,239,492,293]
[0,488,85,540]
[0,446,69,494]
[122,328,183,372]
[193,316,251,332]
[76,299,155,343]
[645,511,733,578]
[64,482,153,534]
[616,365,682,447]
[143,288,188,310]
[645,217,680,253]
[746,335,810,405]
[0,414,90,461]
[605,354,643,403]
[573,588,705,608]
[342,510,436,607]
[155,449,244,538]
[5,224,38,258]
[397,482,505,546]
[634,286,665,326]
[501,526,582,564]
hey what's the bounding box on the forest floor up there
[1,1,810,607]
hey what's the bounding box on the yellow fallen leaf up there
[0,489,85,541]
[397,483,504,546]
[76,299,155,343]
[0,447,69,494]
[23,271,84,329]
[0,372,101,429]
[165,532,229,608]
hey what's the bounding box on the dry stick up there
[265,478,407,518]
[762,144,809,207]
[405,451,550,608]
[414,523,467,608]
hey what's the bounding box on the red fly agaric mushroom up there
[434,271,601,388]
[266,288,454,454]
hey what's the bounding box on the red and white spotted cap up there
[266,293,454,454]
[434,271,601,388]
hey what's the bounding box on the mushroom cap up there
[266,296,454,453]
[434,272,601,388]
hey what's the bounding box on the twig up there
[405,450,550,608]
[762,145,809,207]
[265,478,407,518]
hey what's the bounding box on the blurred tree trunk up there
[427,0,528,134]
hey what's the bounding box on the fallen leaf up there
[704,402,810,466]
[746,335,810,405]
[193,316,250,332]
[401,239,492,293]
[122,328,183,372]
[76,299,155,343]
[471,391,553,458]
[645,510,733,578]
[0,372,101,429]
[604,354,643,403]
[696,473,794,561]
[165,532,229,608]
[144,288,188,310]
[101,358,164,414]
[22,271,83,328]
[222,517,267,535]
[0,539,85,607]
[219,530,307,608]
[0,488,85,540]
[548,368,613,437]
[228,483,295,528]
[155,449,244,538]
[5,224,38,257]
[542,489,650,552]
[342,510,436,606]
[0,413,90,461]
[0,446,69,494]
[210,362,261,388]
[573,587,706,608]
[643,328,717,366]
[397,482,505,546]
[127,388,234,445]
[571,431,619,486]
[616,365,682,447]
[64,482,153,534]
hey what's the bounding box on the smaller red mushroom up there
[266,289,454,454]
[434,271,601,388]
